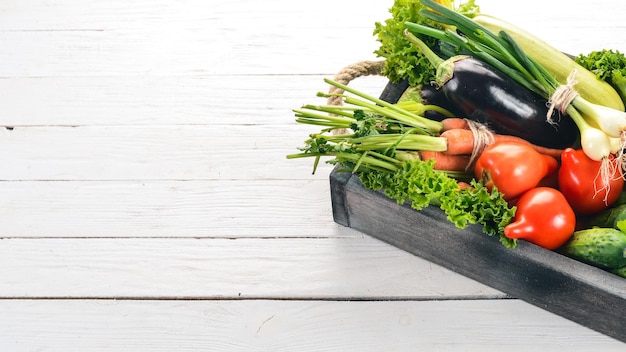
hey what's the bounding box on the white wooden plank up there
[0,1,625,78]
[0,27,381,77]
[0,74,389,126]
[0,124,341,180]
[0,179,342,237]
[0,299,622,351]
[0,237,503,299]
[0,0,390,78]
[0,0,390,31]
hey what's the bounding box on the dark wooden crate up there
[329,80,626,343]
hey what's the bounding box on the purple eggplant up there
[439,57,579,148]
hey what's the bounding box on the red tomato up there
[474,141,559,201]
[504,187,576,250]
[558,148,624,215]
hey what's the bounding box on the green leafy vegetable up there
[372,0,480,86]
[575,49,626,105]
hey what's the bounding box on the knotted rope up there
[466,119,495,171]
[547,69,579,123]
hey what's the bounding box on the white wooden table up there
[1,0,625,350]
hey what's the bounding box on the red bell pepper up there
[558,148,624,215]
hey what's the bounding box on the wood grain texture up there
[0,0,388,77]
[0,237,503,299]
[0,180,342,237]
[0,75,389,126]
[1,299,624,352]
[0,124,340,180]
[0,0,387,30]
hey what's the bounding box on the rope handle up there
[327,60,385,107]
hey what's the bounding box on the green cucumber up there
[559,228,626,270]
[578,204,626,230]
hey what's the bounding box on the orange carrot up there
[440,127,565,160]
[441,117,470,131]
[493,134,564,159]
[420,150,471,172]
[439,128,476,155]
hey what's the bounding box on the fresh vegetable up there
[407,0,626,162]
[558,148,624,215]
[559,227,626,270]
[440,117,470,131]
[574,49,626,108]
[579,204,626,230]
[373,0,479,86]
[504,187,576,250]
[419,150,470,171]
[473,14,625,111]
[403,30,579,149]
[437,128,475,154]
[473,141,558,201]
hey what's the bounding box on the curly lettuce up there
[373,0,480,86]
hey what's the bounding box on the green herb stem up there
[351,134,448,152]
[293,109,354,126]
[324,78,443,133]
